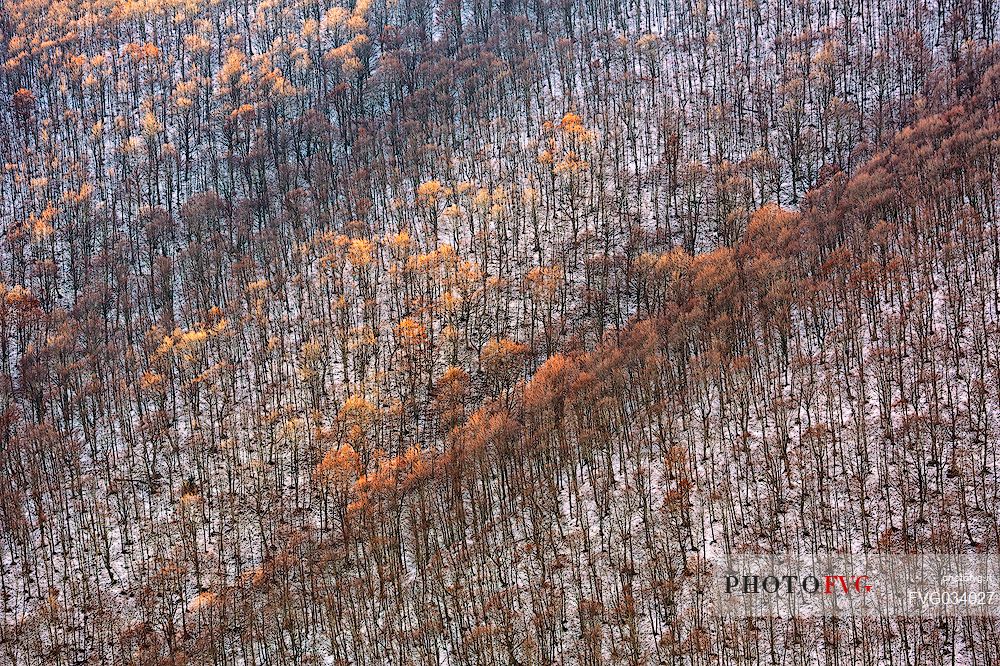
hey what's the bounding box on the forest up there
[2,0,1000,663]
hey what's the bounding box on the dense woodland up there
[2,0,1000,663]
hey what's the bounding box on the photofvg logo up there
[707,554,1000,618]
[725,573,872,595]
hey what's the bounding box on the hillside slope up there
[2,0,1000,664]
